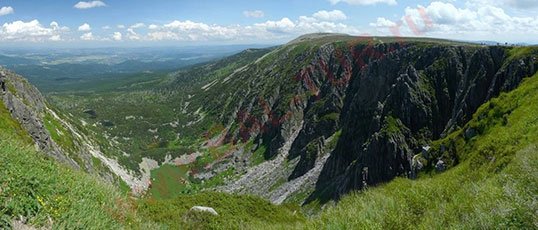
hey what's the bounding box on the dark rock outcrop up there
[209,37,537,203]
[312,44,538,201]
[0,68,79,168]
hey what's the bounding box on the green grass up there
[508,46,538,61]
[0,130,146,229]
[381,115,405,135]
[43,111,79,154]
[149,164,189,199]
[250,144,267,166]
[5,81,18,95]
[320,112,339,122]
[307,147,537,229]
[305,72,538,229]
[6,39,537,229]
[1,107,303,229]
[138,192,305,229]
[0,100,32,144]
[0,101,161,228]
[324,130,341,151]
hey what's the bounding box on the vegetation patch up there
[0,101,32,144]
[139,192,305,229]
[43,112,78,154]
[0,132,149,229]
[250,144,267,166]
[306,72,538,229]
[381,115,405,135]
[148,164,189,199]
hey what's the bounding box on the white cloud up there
[329,0,397,6]
[243,10,265,18]
[1,10,362,43]
[253,15,358,36]
[147,20,241,41]
[49,35,61,41]
[164,20,210,30]
[50,21,59,30]
[130,23,145,29]
[80,32,94,40]
[78,23,91,31]
[0,20,67,42]
[313,10,347,21]
[126,28,141,40]
[102,25,111,30]
[254,18,296,33]
[370,17,397,27]
[112,32,122,41]
[414,2,476,25]
[0,6,14,16]
[373,1,538,42]
[74,1,106,9]
[143,12,360,42]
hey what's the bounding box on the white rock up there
[189,206,218,216]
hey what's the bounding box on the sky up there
[0,0,537,47]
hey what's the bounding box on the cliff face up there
[313,44,538,200]
[3,35,536,203]
[0,67,143,190]
[1,68,77,167]
[204,36,538,203]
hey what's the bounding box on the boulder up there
[189,206,218,216]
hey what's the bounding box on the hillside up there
[1,99,303,229]
[0,67,142,192]
[0,95,142,228]
[2,34,537,229]
[2,54,537,229]
[306,70,538,229]
[45,35,538,205]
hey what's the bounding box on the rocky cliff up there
[1,68,78,167]
[7,34,536,204]
[313,42,538,201]
[191,35,538,203]
[0,67,145,191]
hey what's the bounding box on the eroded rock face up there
[0,68,78,168]
[313,45,538,201]
[209,40,537,204]
[0,67,138,190]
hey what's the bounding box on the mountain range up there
[1,33,537,229]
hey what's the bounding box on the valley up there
[1,34,537,229]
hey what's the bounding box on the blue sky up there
[0,0,537,46]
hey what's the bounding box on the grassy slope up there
[305,72,538,229]
[3,43,537,229]
[141,47,538,230]
[44,39,481,200]
[0,104,149,228]
[1,100,305,229]
[139,192,304,229]
[149,164,189,199]
[46,49,273,173]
